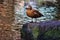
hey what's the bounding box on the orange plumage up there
[26,5,43,22]
[26,5,43,18]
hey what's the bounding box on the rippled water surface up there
[15,1,57,24]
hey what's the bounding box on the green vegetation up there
[45,29,60,36]
[21,26,60,40]
[32,26,39,39]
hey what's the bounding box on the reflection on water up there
[15,1,57,24]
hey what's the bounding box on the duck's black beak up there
[25,8,28,9]
[25,8,29,9]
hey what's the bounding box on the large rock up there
[22,20,60,40]
[0,0,14,30]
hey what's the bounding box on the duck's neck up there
[28,9,32,10]
[29,7,32,10]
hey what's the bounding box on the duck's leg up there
[30,18,33,23]
[35,18,37,23]
[32,18,33,22]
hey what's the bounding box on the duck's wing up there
[33,10,43,16]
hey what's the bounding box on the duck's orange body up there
[26,5,43,22]
[26,7,43,18]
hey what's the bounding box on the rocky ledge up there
[21,20,60,40]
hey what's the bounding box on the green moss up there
[44,29,60,37]
[32,27,39,39]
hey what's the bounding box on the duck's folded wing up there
[33,10,43,16]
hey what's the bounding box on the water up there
[15,1,57,24]
[23,6,57,23]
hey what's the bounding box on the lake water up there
[15,2,57,24]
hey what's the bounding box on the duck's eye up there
[26,8,29,9]
[25,8,27,9]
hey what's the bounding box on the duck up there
[26,5,43,22]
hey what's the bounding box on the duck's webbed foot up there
[30,18,33,23]
[30,21,33,23]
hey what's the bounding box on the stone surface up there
[0,0,14,30]
[0,29,21,40]
[0,0,21,40]
[22,20,60,40]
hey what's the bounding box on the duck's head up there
[26,5,32,10]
